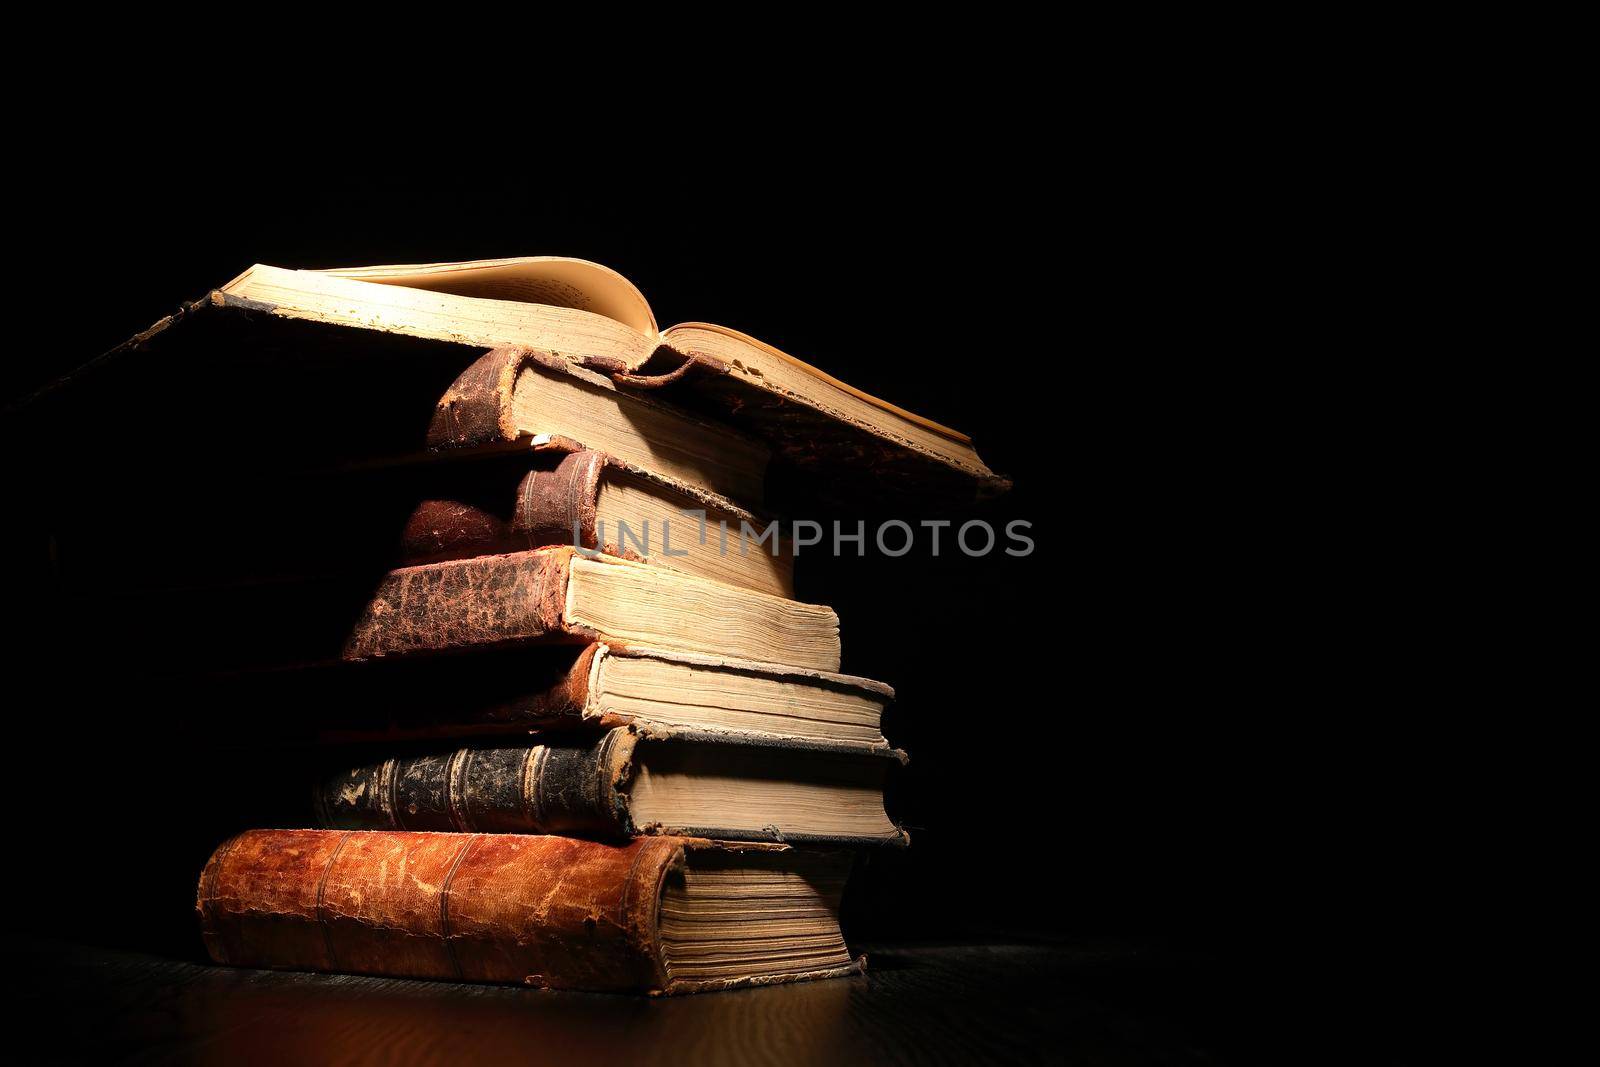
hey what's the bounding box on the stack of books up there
[54,257,1003,995]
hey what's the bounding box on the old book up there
[426,346,769,503]
[345,546,840,671]
[201,644,893,749]
[20,289,1005,508]
[197,829,860,995]
[315,730,907,846]
[402,450,795,598]
[35,442,790,599]
[217,257,1008,502]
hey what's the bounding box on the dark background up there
[4,161,1434,1060]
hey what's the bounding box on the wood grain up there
[22,941,1233,1066]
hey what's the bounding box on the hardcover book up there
[314,729,908,846]
[197,830,859,995]
[41,545,839,676]
[425,345,769,503]
[344,546,841,671]
[303,643,895,750]
[39,444,793,600]
[400,449,795,598]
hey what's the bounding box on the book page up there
[316,257,661,336]
[663,323,986,468]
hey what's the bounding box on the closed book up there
[303,644,894,751]
[344,546,840,671]
[314,729,908,847]
[400,449,795,598]
[197,829,860,995]
[42,547,839,676]
[38,446,791,601]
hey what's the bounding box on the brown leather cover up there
[426,348,526,450]
[398,451,605,563]
[343,546,839,671]
[519,449,607,548]
[424,347,771,483]
[398,452,795,603]
[343,547,586,661]
[197,830,860,994]
[197,829,681,992]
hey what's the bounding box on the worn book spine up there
[342,547,584,661]
[343,546,839,671]
[400,450,606,563]
[315,732,637,837]
[312,731,909,845]
[425,345,766,456]
[398,451,793,598]
[198,829,678,993]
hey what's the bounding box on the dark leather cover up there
[315,731,636,837]
[312,729,910,846]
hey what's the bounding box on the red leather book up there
[197,829,860,995]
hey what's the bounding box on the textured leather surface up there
[397,448,784,576]
[518,450,605,549]
[197,830,680,992]
[343,547,582,660]
[426,348,525,449]
[313,730,909,845]
[316,733,636,837]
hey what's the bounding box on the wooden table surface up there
[24,939,1274,1065]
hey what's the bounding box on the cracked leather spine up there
[315,732,637,838]
[397,451,607,565]
[196,828,677,992]
[341,546,580,661]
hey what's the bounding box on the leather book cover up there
[342,546,582,661]
[196,829,863,995]
[313,728,910,847]
[343,546,840,672]
[200,643,895,752]
[398,450,793,599]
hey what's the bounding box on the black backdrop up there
[5,167,1434,1050]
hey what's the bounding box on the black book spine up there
[314,732,636,837]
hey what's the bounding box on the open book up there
[222,256,1004,496]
